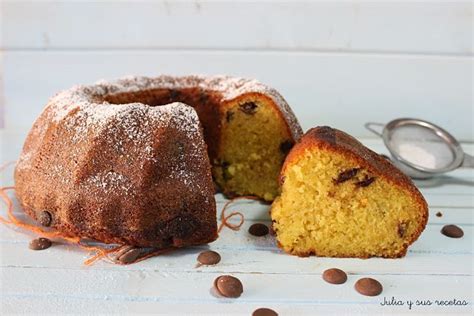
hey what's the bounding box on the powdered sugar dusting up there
[51,87,200,137]
[60,102,203,193]
[49,75,302,139]
[86,171,133,195]
[18,97,204,195]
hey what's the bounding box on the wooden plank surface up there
[1,215,473,275]
[2,269,472,314]
[0,135,473,314]
[2,51,472,139]
[2,1,472,55]
[1,1,472,139]
[1,1,473,314]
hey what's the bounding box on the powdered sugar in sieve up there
[365,118,474,179]
[388,125,454,170]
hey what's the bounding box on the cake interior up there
[214,95,294,201]
[271,147,425,258]
[104,88,293,201]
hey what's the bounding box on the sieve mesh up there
[388,125,454,170]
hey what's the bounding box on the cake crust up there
[15,102,218,248]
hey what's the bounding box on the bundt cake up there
[14,75,302,248]
[271,126,428,258]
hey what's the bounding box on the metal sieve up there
[365,118,474,179]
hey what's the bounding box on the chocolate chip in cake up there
[436,211,443,217]
[279,140,294,155]
[226,111,235,123]
[441,224,464,238]
[214,275,243,298]
[335,168,359,184]
[397,221,409,238]
[355,176,376,188]
[38,210,52,227]
[252,308,278,316]
[354,278,383,296]
[197,250,221,266]
[117,247,142,264]
[29,237,52,251]
[322,268,347,285]
[239,102,258,115]
[249,223,269,237]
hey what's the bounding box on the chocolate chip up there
[354,278,383,296]
[436,212,443,217]
[252,308,278,316]
[279,140,294,155]
[117,247,142,264]
[29,237,52,251]
[322,268,347,285]
[226,111,234,123]
[397,221,409,238]
[197,250,221,266]
[213,275,243,298]
[248,223,269,237]
[239,102,258,115]
[38,210,52,227]
[335,168,359,184]
[441,225,464,238]
[355,176,376,188]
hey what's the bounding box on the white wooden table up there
[0,132,473,315]
[1,1,472,314]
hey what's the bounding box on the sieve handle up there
[364,122,384,138]
[461,153,474,168]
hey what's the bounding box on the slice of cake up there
[271,126,428,258]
